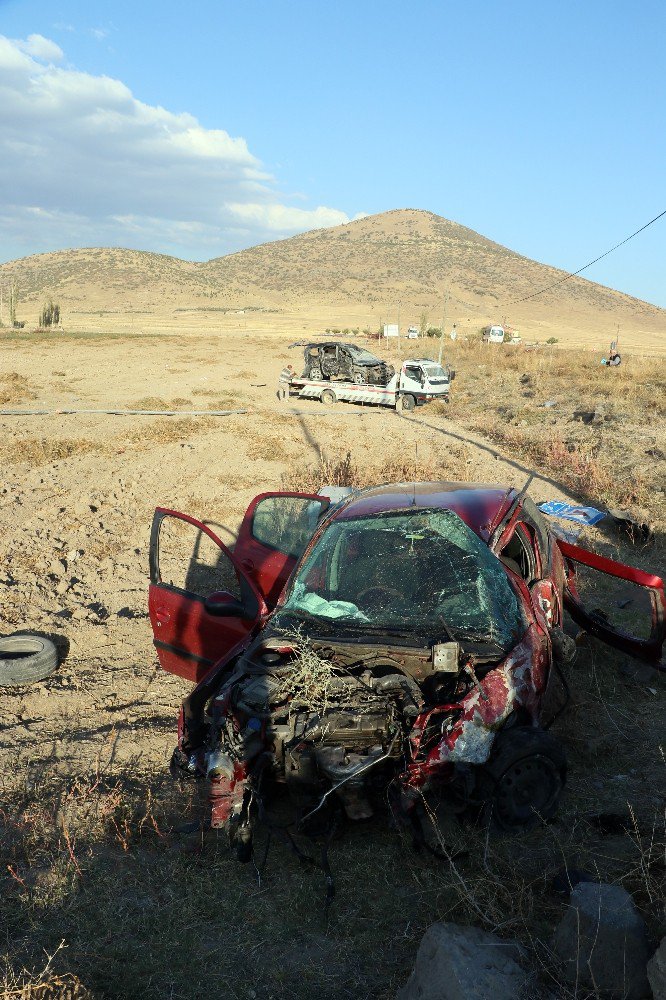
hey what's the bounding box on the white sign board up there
[383,324,399,337]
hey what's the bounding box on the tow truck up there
[289,358,453,411]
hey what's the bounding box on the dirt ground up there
[1,329,664,999]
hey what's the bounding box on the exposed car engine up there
[200,637,430,847]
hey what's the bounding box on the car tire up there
[0,633,59,687]
[320,389,336,406]
[479,726,566,831]
[401,394,416,412]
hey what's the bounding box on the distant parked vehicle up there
[483,325,505,344]
[407,326,419,339]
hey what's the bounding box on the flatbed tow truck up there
[289,358,453,411]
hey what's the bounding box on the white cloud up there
[0,35,356,261]
[227,203,351,232]
[16,33,64,62]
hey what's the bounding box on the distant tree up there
[419,311,429,337]
[9,279,18,327]
[426,327,442,338]
[39,300,61,328]
[546,337,559,345]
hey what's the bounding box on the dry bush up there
[283,446,470,493]
[273,630,336,713]
[0,372,38,406]
[122,416,215,448]
[422,341,665,523]
[0,438,99,466]
[128,397,191,411]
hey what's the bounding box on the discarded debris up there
[538,500,606,526]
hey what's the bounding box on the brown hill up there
[1,209,664,350]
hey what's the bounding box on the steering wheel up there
[356,585,404,609]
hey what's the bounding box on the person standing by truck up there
[277,364,294,400]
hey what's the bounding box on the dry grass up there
[422,340,666,526]
[272,630,337,713]
[128,397,192,410]
[122,416,216,448]
[284,446,471,493]
[0,372,38,406]
[0,437,100,466]
[1,640,663,1000]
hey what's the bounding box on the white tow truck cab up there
[289,358,453,411]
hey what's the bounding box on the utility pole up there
[438,282,451,366]
[397,300,401,350]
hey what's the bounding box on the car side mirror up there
[204,592,254,620]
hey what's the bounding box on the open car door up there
[234,492,331,608]
[558,540,665,668]
[149,508,267,683]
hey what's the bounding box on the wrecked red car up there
[148,484,664,856]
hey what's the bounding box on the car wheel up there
[0,633,59,687]
[479,727,566,831]
[320,388,336,406]
[401,394,416,412]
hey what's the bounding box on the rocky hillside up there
[1,209,664,340]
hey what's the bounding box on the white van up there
[488,325,505,343]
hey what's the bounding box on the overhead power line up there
[509,207,666,306]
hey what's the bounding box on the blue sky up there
[1,0,665,306]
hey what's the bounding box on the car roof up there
[305,341,379,358]
[331,482,516,541]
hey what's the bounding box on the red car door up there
[148,508,266,683]
[558,540,665,667]
[233,492,330,607]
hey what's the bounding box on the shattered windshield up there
[274,508,526,650]
[346,346,382,363]
[423,364,448,378]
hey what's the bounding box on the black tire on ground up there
[401,394,416,412]
[479,726,566,831]
[0,634,59,687]
[320,389,336,405]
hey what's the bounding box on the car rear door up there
[148,508,266,683]
[234,492,330,607]
[558,540,665,667]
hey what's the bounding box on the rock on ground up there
[648,937,666,1000]
[552,882,650,999]
[396,922,530,1000]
